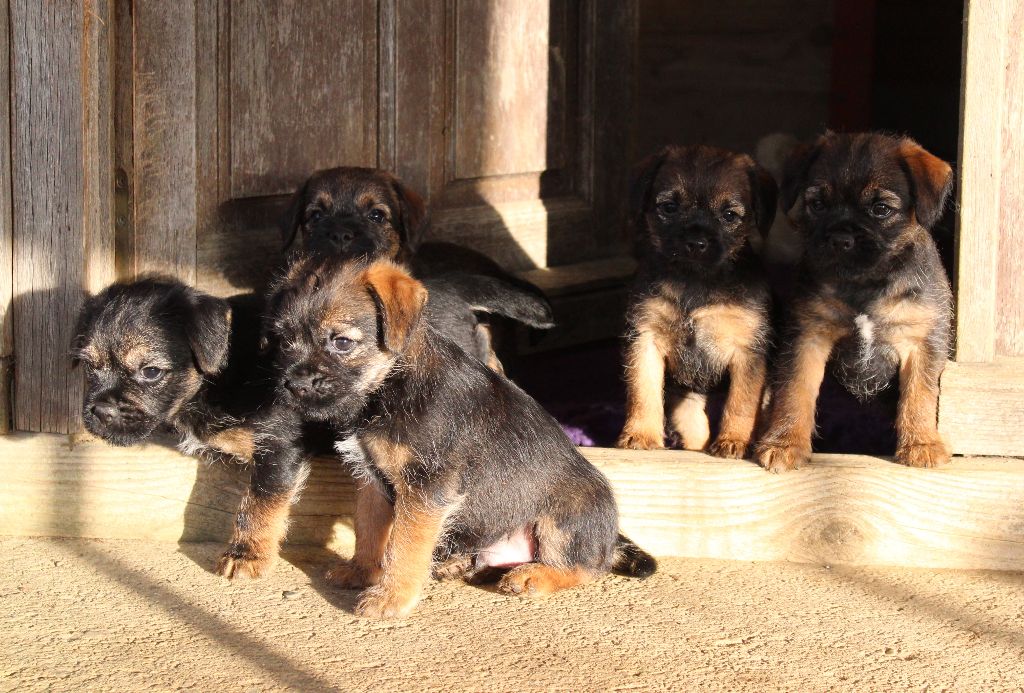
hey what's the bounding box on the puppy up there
[71,278,267,461]
[617,145,777,457]
[755,132,953,472]
[280,166,554,371]
[251,255,655,618]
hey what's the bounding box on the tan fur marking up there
[355,494,453,619]
[361,433,414,482]
[893,342,950,468]
[216,487,300,580]
[691,304,763,364]
[757,319,845,473]
[326,481,394,589]
[534,515,570,567]
[711,351,767,459]
[619,328,667,450]
[206,426,256,461]
[669,392,709,451]
[497,564,593,598]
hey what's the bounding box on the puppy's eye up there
[306,209,324,224]
[331,336,356,353]
[870,202,893,219]
[367,208,387,224]
[722,210,741,223]
[140,366,164,382]
[657,201,679,215]
[808,199,825,212]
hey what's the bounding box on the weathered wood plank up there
[0,0,13,432]
[996,1,1024,356]
[131,2,199,283]
[938,357,1024,456]
[955,0,1006,363]
[2,434,1022,572]
[10,1,88,433]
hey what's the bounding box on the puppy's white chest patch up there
[854,314,876,363]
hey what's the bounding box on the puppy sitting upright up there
[617,145,777,457]
[280,166,554,371]
[756,132,953,472]
[257,256,655,619]
[71,278,265,461]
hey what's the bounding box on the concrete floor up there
[1,537,1023,692]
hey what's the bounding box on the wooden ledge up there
[1,433,1022,571]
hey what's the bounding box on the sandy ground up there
[1,538,1022,692]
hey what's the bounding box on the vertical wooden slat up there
[955,0,1006,363]
[0,0,14,432]
[131,1,198,284]
[995,1,1024,356]
[10,2,84,433]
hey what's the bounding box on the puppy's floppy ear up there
[362,262,428,353]
[279,180,309,252]
[628,149,667,231]
[898,139,953,230]
[390,177,428,255]
[70,293,101,367]
[745,158,779,236]
[779,138,822,214]
[184,293,232,376]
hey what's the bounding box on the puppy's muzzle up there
[90,401,119,426]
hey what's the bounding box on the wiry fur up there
[618,145,776,458]
[280,167,553,371]
[256,256,655,618]
[756,132,954,472]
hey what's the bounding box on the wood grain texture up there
[228,0,378,198]
[996,0,1024,356]
[3,434,1023,571]
[0,0,13,432]
[938,357,1024,456]
[10,1,88,433]
[955,0,1006,363]
[131,2,199,283]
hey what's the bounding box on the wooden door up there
[120,1,636,299]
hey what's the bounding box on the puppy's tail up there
[612,533,657,578]
[437,271,555,329]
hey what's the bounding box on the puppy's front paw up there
[216,546,275,580]
[324,560,380,590]
[617,429,664,451]
[896,439,950,468]
[709,436,750,459]
[354,585,418,619]
[755,442,810,473]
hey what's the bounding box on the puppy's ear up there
[391,177,428,254]
[70,293,100,368]
[362,262,428,353]
[279,180,308,252]
[899,139,953,230]
[628,149,667,231]
[746,159,779,236]
[185,293,232,376]
[779,139,822,214]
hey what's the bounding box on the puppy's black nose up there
[830,233,856,252]
[91,402,118,426]
[285,376,315,398]
[327,229,356,247]
[685,238,709,255]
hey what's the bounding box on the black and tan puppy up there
[71,278,265,461]
[280,166,554,372]
[249,255,654,618]
[756,132,953,472]
[617,145,777,457]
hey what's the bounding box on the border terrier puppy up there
[280,166,554,372]
[252,255,655,618]
[755,132,954,472]
[71,278,266,461]
[617,145,777,457]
